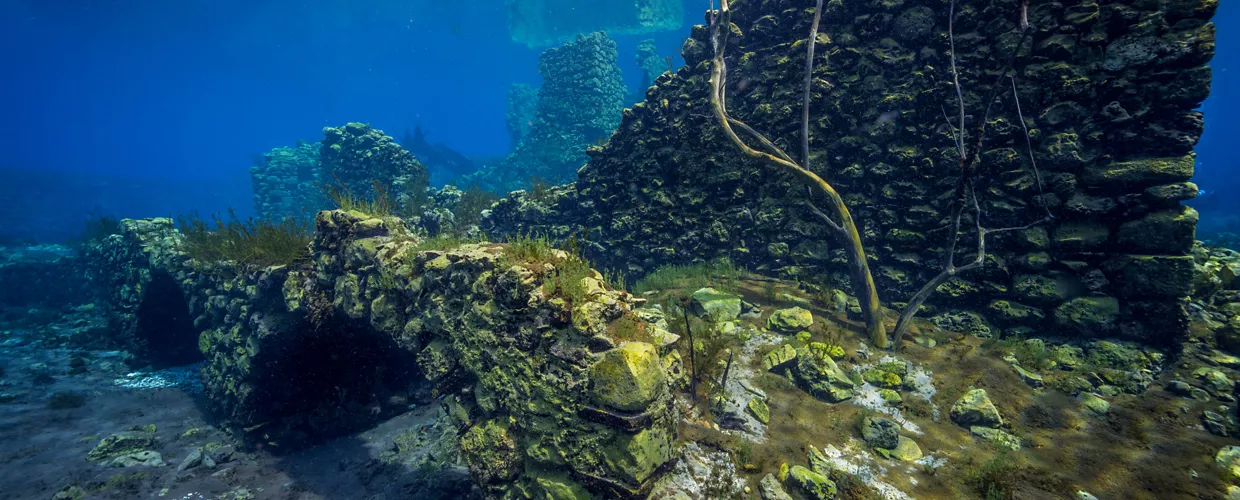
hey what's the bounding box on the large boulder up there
[589,342,668,412]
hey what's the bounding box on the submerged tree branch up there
[890,0,1050,348]
[708,0,888,347]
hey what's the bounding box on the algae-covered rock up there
[1117,206,1198,254]
[763,344,798,371]
[767,307,814,333]
[1053,222,1110,250]
[950,389,1003,428]
[760,473,794,500]
[891,436,923,462]
[970,426,1021,451]
[861,416,899,449]
[792,348,855,403]
[1083,155,1195,186]
[589,342,667,412]
[459,419,521,485]
[1054,297,1120,336]
[748,397,771,425]
[1080,393,1110,415]
[108,450,166,468]
[690,287,742,322]
[88,430,156,462]
[931,310,995,338]
[863,368,903,389]
[602,427,676,485]
[1218,445,1240,482]
[787,465,836,499]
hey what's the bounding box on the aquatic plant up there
[452,183,499,228]
[966,450,1016,500]
[322,176,395,218]
[632,258,743,294]
[525,176,555,204]
[78,212,122,244]
[707,0,886,347]
[177,209,312,270]
[890,0,1054,348]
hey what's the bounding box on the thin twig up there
[802,0,825,167]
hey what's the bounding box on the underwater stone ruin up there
[466,32,628,193]
[92,213,677,497]
[249,141,324,223]
[486,0,1217,346]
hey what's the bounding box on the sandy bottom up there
[0,345,466,500]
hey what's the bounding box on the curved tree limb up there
[709,0,887,347]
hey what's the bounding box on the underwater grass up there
[78,212,122,244]
[323,176,395,218]
[525,176,555,204]
[177,209,312,270]
[453,183,499,228]
[498,232,627,300]
[633,258,744,294]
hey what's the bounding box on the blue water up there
[0,0,1235,240]
[0,0,691,239]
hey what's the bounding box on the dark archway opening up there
[251,317,425,450]
[133,270,201,367]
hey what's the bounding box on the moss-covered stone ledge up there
[96,211,680,498]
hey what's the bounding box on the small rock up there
[1013,364,1044,388]
[747,397,771,425]
[891,436,922,462]
[878,389,903,406]
[861,417,900,449]
[177,447,204,471]
[1080,393,1110,415]
[1204,411,1230,437]
[970,426,1021,451]
[1167,380,1193,396]
[767,307,814,333]
[690,288,742,322]
[52,486,87,500]
[88,430,156,461]
[763,344,798,371]
[950,388,1003,428]
[786,465,836,500]
[1077,491,1099,500]
[109,450,165,467]
[759,473,793,500]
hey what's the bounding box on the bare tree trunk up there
[707,0,888,347]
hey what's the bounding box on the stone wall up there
[95,213,678,497]
[486,0,1217,346]
[320,122,431,215]
[249,141,323,222]
[465,32,627,193]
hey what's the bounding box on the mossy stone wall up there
[97,213,677,498]
[486,0,1216,345]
